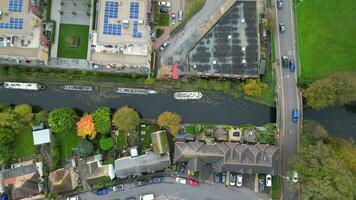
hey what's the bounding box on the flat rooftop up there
[188,1,258,77]
[96,0,150,45]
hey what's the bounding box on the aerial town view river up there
[0,85,355,140]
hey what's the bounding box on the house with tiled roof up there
[48,168,78,194]
[174,142,278,175]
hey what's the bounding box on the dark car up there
[124,197,136,200]
[282,56,289,68]
[279,23,285,32]
[259,179,265,192]
[289,59,296,72]
[292,109,299,123]
[135,180,148,187]
[159,41,170,52]
[277,0,283,9]
[214,172,221,183]
[221,172,227,183]
[152,176,162,183]
[113,184,124,192]
[96,187,109,195]
[178,162,187,174]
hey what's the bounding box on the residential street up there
[78,177,270,200]
[274,0,300,199]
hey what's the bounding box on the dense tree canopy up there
[0,127,15,164]
[77,139,94,157]
[157,111,181,136]
[99,137,114,151]
[292,121,356,200]
[113,106,140,132]
[92,107,111,135]
[13,104,33,124]
[243,79,268,97]
[48,107,79,133]
[76,114,97,139]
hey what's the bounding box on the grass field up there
[13,127,36,158]
[57,131,80,159]
[57,24,89,59]
[296,0,356,80]
[157,13,170,26]
[184,0,206,20]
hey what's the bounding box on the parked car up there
[214,172,221,182]
[279,23,285,32]
[171,13,176,25]
[277,0,283,9]
[152,176,162,183]
[178,162,187,174]
[66,196,79,200]
[282,56,289,68]
[139,194,154,200]
[96,187,109,195]
[289,59,296,72]
[187,178,199,186]
[159,1,171,7]
[259,179,265,192]
[124,197,136,200]
[292,171,299,183]
[178,10,184,22]
[292,109,299,123]
[113,184,124,192]
[221,172,227,183]
[176,177,187,184]
[159,41,170,52]
[266,175,272,187]
[236,174,243,187]
[135,180,149,187]
[229,173,237,186]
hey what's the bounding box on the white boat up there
[113,87,157,95]
[63,85,98,92]
[174,92,203,100]
[1,81,46,91]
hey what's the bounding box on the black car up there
[124,197,136,200]
[282,56,289,68]
[277,0,283,9]
[214,173,221,183]
[152,176,162,183]
[135,180,148,187]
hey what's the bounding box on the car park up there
[113,184,124,192]
[289,59,296,72]
[187,178,199,186]
[171,13,176,25]
[96,187,109,195]
[214,172,221,182]
[221,172,227,183]
[292,171,299,183]
[277,0,283,9]
[266,175,272,187]
[159,41,170,52]
[176,177,187,184]
[152,176,162,183]
[282,56,289,68]
[236,174,243,187]
[159,1,171,7]
[292,109,299,123]
[279,23,285,32]
[229,173,237,186]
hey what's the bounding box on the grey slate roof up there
[174,142,278,175]
[114,152,171,178]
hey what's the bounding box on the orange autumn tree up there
[76,114,97,139]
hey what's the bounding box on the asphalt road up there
[274,0,300,199]
[78,177,269,200]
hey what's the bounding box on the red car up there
[187,179,199,186]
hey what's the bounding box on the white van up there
[178,10,183,22]
[139,194,154,200]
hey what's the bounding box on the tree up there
[76,114,97,139]
[303,76,355,109]
[113,106,140,132]
[99,137,114,151]
[0,127,15,164]
[34,111,48,126]
[13,104,33,124]
[243,79,268,97]
[157,111,181,136]
[50,136,60,170]
[77,139,94,157]
[92,107,111,135]
[48,107,79,133]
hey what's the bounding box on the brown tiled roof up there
[48,168,78,194]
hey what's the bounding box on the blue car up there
[292,109,299,123]
[289,60,296,72]
[96,187,109,196]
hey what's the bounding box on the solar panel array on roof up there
[0,18,23,30]
[8,0,23,12]
[132,21,142,38]
[129,2,139,19]
[103,1,122,35]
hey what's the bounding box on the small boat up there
[174,92,203,100]
[113,87,157,95]
[63,85,98,92]
[1,81,46,91]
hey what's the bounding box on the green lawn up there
[57,131,80,159]
[57,24,89,59]
[184,0,206,20]
[116,131,127,151]
[296,0,356,80]
[13,127,36,158]
[272,176,281,200]
[140,124,160,150]
[157,13,170,26]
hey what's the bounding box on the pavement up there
[274,0,300,199]
[77,177,270,200]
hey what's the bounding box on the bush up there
[99,137,114,151]
[0,66,8,76]
[92,107,111,135]
[8,67,22,77]
[77,139,94,157]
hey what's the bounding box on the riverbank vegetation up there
[0,65,276,106]
[291,121,356,199]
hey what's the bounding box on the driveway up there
[78,177,270,200]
